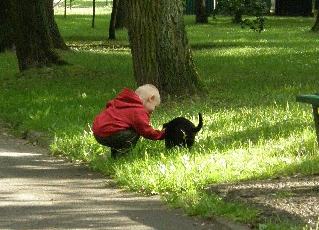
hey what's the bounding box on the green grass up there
[1,14,319,229]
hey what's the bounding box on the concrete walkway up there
[0,129,248,230]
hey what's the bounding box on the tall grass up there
[0,15,319,228]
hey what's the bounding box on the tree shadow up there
[200,118,309,152]
[208,174,319,227]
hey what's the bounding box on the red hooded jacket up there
[92,88,165,140]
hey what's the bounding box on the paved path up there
[0,129,248,230]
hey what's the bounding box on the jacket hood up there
[108,88,144,109]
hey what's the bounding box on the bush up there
[215,0,269,26]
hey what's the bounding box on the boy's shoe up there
[111,148,130,159]
[111,149,119,159]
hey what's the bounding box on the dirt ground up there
[208,174,319,228]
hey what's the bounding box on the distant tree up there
[312,12,319,32]
[0,1,14,52]
[11,0,66,71]
[127,0,200,96]
[115,0,127,29]
[275,0,312,16]
[46,0,68,50]
[109,0,119,39]
[92,0,96,28]
[215,0,267,32]
[216,0,267,24]
[196,0,208,23]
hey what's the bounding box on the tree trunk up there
[109,0,119,40]
[196,0,208,24]
[126,0,200,96]
[0,1,14,52]
[64,0,67,18]
[276,0,312,16]
[233,10,243,24]
[11,0,66,71]
[45,0,68,50]
[312,11,319,32]
[115,0,127,29]
[92,0,96,28]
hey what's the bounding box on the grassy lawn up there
[1,14,319,229]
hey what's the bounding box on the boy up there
[92,84,165,158]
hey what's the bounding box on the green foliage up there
[215,0,268,31]
[241,16,265,33]
[0,15,318,228]
[216,0,269,17]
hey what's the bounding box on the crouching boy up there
[92,84,165,158]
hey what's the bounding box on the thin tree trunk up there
[127,0,200,96]
[109,0,119,39]
[115,0,127,29]
[196,0,208,24]
[64,0,67,18]
[233,10,243,23]
[11,0,66,71]
[46,0,68,50]
[92,0,96,28]
[312,11,319,31]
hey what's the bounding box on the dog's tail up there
[193,113,203,133]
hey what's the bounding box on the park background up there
[1,0,319,229]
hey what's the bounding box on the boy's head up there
[135,84,160,113]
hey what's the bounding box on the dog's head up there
[163,113,203,149]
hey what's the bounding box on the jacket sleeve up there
[131,110,165,140]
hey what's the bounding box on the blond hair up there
[135,84,161,104]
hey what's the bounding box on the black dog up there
[163,113,203,149]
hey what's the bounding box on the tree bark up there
[312,11,319,32]
[11,0,66,71]
[233,10,243,24]
[196,0,208,24]
[109,0,119,40]
[115,0,127,29]
[276,0,312,16]
[92,0,96,28]
[0,1,14,52]
[127,0,200,96]
[45,0,68,50]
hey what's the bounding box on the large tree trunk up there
[0,1,14,52]
[45,0,68,50]
[127,0,200,96]
[115,0,127,29]
[312,11,319,32]
[276,0,312,16]
[196,0,208,24]
[11,0,66,71]
[109,0,119,40]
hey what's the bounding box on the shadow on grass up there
[190,40,319,51]
[208,173,319,227]
[203,119,309,152]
